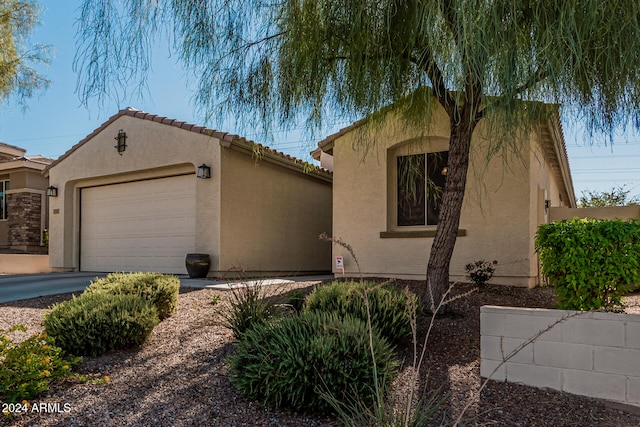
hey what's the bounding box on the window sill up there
[380,229,467,238]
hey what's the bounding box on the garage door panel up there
[81,175,196,274]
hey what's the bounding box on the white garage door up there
[81,175,196,274]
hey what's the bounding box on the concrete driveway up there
[0,272,108,303]
[0,272,332,303]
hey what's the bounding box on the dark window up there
[0,180,9,220]
[397,152,448,226]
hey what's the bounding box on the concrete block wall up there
[480,305,640,409]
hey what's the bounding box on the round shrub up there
[43,292,160,357]
[536,218,640,310]
[228,311,398,414]
[84,272,179,320]
[304,280,418,345]
[219,284,284,338]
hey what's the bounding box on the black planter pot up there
[185,253,211,279]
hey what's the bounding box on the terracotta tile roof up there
[0,155,55,165]
[316,118,368,151]
[0,142,27,155]
[44,107,332,179]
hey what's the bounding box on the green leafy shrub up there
[304,280,418,345]
[535,218,640,310]
[84,272,179,320]
[284,289,305,313]
[228,311,398,414]
[44,293,160,357]
[0,325,81,403]
[219,284,283,338]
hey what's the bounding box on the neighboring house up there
[0,142,53,253]
[312,104,576,287]
[44,108,332,276]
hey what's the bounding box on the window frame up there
[383,139,465,238]
[0,180,9,221]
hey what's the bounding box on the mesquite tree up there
[0,0,50,105]
[74,0,640,308]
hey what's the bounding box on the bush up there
[84,272,179,320]
[304,280,418,345]
[228,311,398,414]
[43,293,160,357]
[0,325,81,403]
[465,259,498,286]
[535,218,640,310]
[219,284,283,338]
[284,289,305,313]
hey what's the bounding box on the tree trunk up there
[426,107,475,312]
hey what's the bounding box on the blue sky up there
[0,1,639,201]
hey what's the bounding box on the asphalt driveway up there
[0,272,332,303]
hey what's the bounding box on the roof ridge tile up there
[43,107,332,176]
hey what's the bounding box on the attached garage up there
[80,175,196,274]
[44,107,333,277]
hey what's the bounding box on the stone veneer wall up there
[7,191,43,248]
[481,305,640,409]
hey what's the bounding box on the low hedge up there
[535,218,640,310]
[43,292,159,357]
[304,280,418,345]
[84,272,179,320]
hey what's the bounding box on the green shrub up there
[304,280,418,345]
[535,218,640,310]
[0,325,81,403]
[43,293,160,357]
[84,272,179,320]
[228,311,398,414]
[284,289,305,313]
[219,284,283,338]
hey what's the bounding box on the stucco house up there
[44,108,332,276]
[312,104,576,288]
[0,142,52,253]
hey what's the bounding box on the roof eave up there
[222,137,333,183]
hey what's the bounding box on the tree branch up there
[514,67,549,96]
[410,49,456,117]
[238,31,286,54]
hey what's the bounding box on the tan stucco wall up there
[46,115,221,272]
[330,111,562,287]
[219,148,332,274]
[550,205,640,221]
[0,254,50,273]
[10,170,49,190]
[526,134,561,286]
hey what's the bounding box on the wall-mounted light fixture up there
[46,186,58,197]
[544,199,551,212]
[114,129,127,155]
[197,163,211,179]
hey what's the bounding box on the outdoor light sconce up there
[114,129,128,155]
[46,186,58,197]
[544,199,551,212]
[197,163,211,179]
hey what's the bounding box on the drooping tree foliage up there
[0,0,51,105]
[74,0,640,308]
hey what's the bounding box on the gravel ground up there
[1,279,640,427]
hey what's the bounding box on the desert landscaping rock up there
[1,280,639,426]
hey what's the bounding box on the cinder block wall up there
[480,305,640,409]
